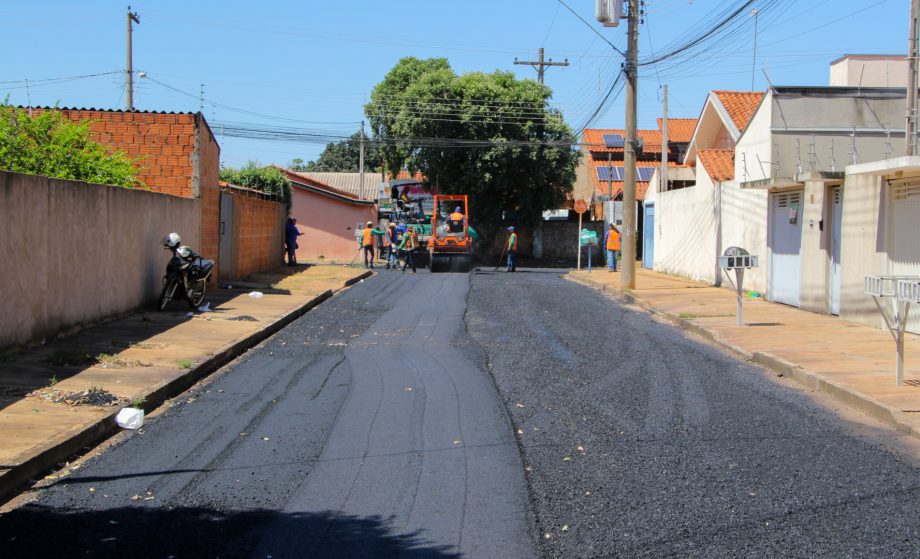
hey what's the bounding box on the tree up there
[220,162,291,211]
[364,57,579,238]
[0,103,140,187]
[292,132,383,173]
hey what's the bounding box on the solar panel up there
[602,134,625,148]
[636,167,656,181]
[596,167,624,181]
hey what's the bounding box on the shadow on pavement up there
[0,505,461,559]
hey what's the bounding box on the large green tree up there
[292,132,383,172]
[0,103,140,187]
[364,57,579,236]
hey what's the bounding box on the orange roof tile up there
[583,128,663,154]
[697,149,734,182]
[656,118,699,143]
[712,91,764,133]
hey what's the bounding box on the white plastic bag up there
[248,291,264,299]
[116,407,145,430]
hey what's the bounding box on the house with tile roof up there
[646,82,908,320]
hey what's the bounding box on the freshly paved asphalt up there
[0,272,534,559]
[466,269,920,558]
[5,269,920,558]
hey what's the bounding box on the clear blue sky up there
[0,0,906,168]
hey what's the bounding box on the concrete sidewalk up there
[569,267,920,436]
[0,265,370,503]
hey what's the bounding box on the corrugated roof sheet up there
[697,149,734,182]
[292,171,383,200]
[17,105,195,115]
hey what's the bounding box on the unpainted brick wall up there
[230,192,286,278]
[48,109,198,198]
[196,116,221,281]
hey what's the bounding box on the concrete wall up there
[719,182,769,292]
[838,174,888,328]
[229,193,286,278]
[651,169,720,283]
[540,220,604,260]
[830,57,907,88]
[0,171,200,348]
[291,188,376,262]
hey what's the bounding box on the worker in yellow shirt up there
[506,226,517,272]
[605,222,621,272]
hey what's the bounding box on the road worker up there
[448,206,466,233]
[506,226,517,272]
[358,221,384,269]
[397,225,418,273]
[605,222,621,272]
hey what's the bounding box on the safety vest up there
[362,227,373,246]
[450,212,464,221]
[606,229,621,251]
[508,233,517,251]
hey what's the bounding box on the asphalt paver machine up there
[429,194,473,273]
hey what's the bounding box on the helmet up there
[177,246,192,258]
[164,232,181,249]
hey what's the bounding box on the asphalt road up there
[6,269,920,558]
[0,272,534,559]
[466,269,920,558]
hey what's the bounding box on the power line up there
[556,0,626,56]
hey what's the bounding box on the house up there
[281,169,377,262]
[647,80,907,321]
[830,54,907,88]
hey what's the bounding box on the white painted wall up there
[734,92,774,183]
[830,57,907,88]
[718,182,769,292]
[652,168,719,283]
[838,174,888,329]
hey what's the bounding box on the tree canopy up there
[220,162,291,211]
[291,132,383,173]
[0,103,140,187]
[364,57,579,235]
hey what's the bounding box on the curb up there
[566,273,917,437]
[0,271,373,504]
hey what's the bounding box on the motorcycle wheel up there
[158,279,178,311]
[187,280,207,308]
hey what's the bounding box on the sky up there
[0,0,907,168]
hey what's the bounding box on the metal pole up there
[750,9,759,92]
[588,242,592,273]
[907,0,919,155]
[359,120,366,200]
[126,7,139,111]
[577,211,582,270]
[736,269,744,326]
[660,84,668,194]
[621,0,639,290]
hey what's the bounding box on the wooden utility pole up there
[514,48,569,84]
[907,0,919,155]
[621,0,639,290]
[125,6,140,111]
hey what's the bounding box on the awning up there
[846,156,920,178]
[739,176,803,191]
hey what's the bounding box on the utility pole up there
[907,0,919,155]
[750,8,760,92]
[621,0,639,290]
[359,121,366,200]
[660,84,668,195]
[125,6,140,111]
[199,84,205,113]
[514,47,569,84]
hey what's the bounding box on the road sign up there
[574,199,589,214]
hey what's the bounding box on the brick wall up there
[229,191,286,278]
[195,116,221,281]
[49,109,198,198]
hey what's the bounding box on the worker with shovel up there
[506,226,518,272]
[359,221,384,269]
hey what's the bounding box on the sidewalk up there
[0,265,370,503]
[568,267,920,436]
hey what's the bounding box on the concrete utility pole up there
[359,121,366,200]
[621,0,639,290]
[514,48,570,84]
[907,0,919,155]
[660,84,668,195]
[125,6,140,111]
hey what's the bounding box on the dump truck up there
[428,194,473,273]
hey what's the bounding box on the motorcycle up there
[158,232,214,311]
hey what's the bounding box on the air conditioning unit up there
[596,0,623,27]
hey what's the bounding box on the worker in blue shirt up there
[285,217,303,266]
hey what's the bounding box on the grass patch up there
[177,359,195,369]
[678,313,699,319]
[46,349,97,367]
[130,396,147,409]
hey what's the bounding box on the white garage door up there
[889,181,920,334]
[770,191,804,307]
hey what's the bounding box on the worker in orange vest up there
[358,221,384,269]
[448,206,466,233]
[605,222,621,272]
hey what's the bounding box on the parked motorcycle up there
[158,232,214,311]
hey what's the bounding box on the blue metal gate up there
[643,204,654,269]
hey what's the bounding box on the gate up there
[769,191,803,307]
[219,191,234,281]
[643,203,655,269]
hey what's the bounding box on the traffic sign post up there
[574,199,589,270]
